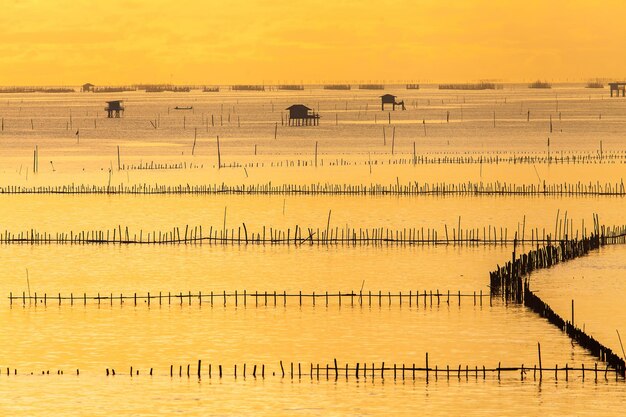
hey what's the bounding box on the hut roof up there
[286,104,311,110]
[381,94,396,99]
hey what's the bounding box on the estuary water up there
[0,85,624,415]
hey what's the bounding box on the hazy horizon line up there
[0,79,623,88]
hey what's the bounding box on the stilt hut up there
[105,100,124,118]
[381,94,405,111]
[286,104,320,126]
[81,83,95,92]
[609,82,626,97]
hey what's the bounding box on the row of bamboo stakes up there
[1,180,625,196]
[9,142,626,176]
[2,222,625,247]
[524,289,626,377]
[490,215,617,300]
[490,216,626,377]
[490,234,607,302]
[118,161,203,170]
[5,228,626,381]
[9,289,490,308]
[111,156,623,172]
[94,152,626,172]
[18,153,626,174]
[3,356,623,382]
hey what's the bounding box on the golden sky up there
[1,0,625,85]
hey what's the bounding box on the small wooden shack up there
[105,100,124,118]
[609,82,626,97]
[82,83,94,92]
[381,94,405,111]
[286,104,320,126]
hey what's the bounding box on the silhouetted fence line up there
[489,217,626,377]
[103,152,626,171]
[3,357,623,382]
[524,289,625,377]
[119,161,204,170]
[1,179,625,196]
[2,223,625,247]
[9,289,491,308]
[490,231,607,302]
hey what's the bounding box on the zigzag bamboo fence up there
[489,216,626,377]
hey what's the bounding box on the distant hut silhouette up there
[609,82,626,97]
[381,94,405,111]
[286,104,320,126]
[105,100,124,118]
[82,83,94,92]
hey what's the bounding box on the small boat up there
[174,106,193,110]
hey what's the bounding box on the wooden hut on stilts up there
[104,100,125,118]
[286,104,320,126]
[381,94,406,111]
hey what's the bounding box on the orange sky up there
[1,0,625,85]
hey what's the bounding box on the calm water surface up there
[1,86,624,415]
[531,244,626,355]
[0,194,623,242]
[1,376,625,416]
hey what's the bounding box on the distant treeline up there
[90,85,200,93]
[528,80,552,89]
[324,84,351,90]
[277,85,304,90]
[93,86,137,93]
[439,83,502,90]
[142,85,191,93]
[4,82,618,94]
[358,84,385,90]
[586,79,604,88]
[231,85,265,91]
[0,87,75,93]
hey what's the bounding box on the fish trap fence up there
[9,289,491,308]
[116,153,626,171]
[489,218,626,377]
[0,179,625,196]
[490,232,607,302]
[2,222,625,247]
[3,357,624,383]
[524,288,625,377]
